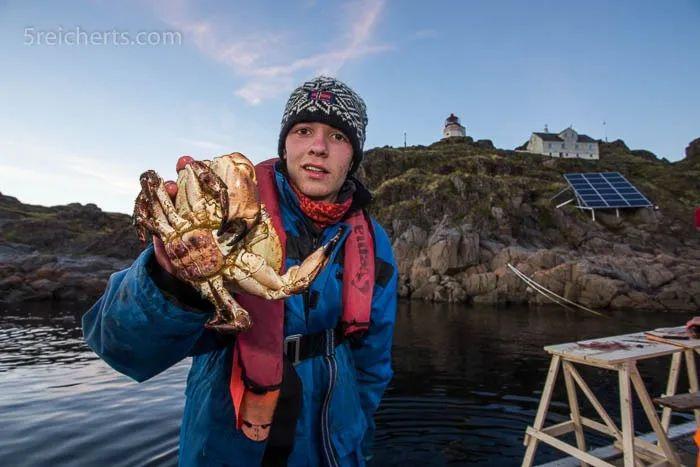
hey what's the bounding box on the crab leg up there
[133,191,159,243]
[227,229,343,299]
[199,277,252,333]
[139,170,192,241]
[134,183,179,243]
[186,161,234,234]
[175,165,210,223]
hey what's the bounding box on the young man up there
[83,75,398,466]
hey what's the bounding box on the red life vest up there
[229,159,375,434]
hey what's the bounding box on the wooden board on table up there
[645,326,700,350]
[654,391,700,411]
[545,332,680,366]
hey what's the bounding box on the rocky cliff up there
[356,137,700,311]
[0,193,139,304]
[1,137,698,311]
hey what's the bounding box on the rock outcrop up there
[360,138,700,312]
[0,241,130,303]
[0,193,139,304]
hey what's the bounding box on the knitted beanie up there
[277,75,368,175]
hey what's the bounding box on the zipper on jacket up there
[303,229,321,325]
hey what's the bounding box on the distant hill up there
[0,193,141,260]
[358,137,699,245]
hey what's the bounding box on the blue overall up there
[82,165,398,466]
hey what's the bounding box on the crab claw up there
[209,153,262,241]
[204,313,252,334]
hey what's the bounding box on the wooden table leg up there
[618,362,636,467]
[629,364,681,466]
[522,355,561,467]
[661,352,682,432]
[685,349,699,425]
[563,361,589,467]
[566,364,622,442]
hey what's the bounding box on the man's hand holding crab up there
[133,153,341,334]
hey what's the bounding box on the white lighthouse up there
[442,113,466,139]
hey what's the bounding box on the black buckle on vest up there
[283,328,345,366]
[284,334,302,365]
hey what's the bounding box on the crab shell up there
[169,153,283,282]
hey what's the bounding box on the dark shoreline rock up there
[0,241,131,305]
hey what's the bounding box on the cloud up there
[63,155,136,194]
[176,137,231,152]
[149,0,390,104]
[0,138,141,213]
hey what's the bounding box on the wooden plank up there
[629,365,681,466]
[618,363,636,467]
[580,416,665,463]
[547,333,680,366]
[684,349,700,425]
[526,428,615,467]
[551,353,617,371]
[522,355,561,467]
[591,341,678,365]
[654,391,700,411]
[580,417,616,437]
[562,363,588,467]
[645,326,700,350]
[611,439,665,466]
[534,421,696,467]
[660,352,683,431]
[567,364,622,441]
[542,420,575,437]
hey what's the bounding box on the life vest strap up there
[283,327,345,366]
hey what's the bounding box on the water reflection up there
[0,302,95,372]
[0,300,694,466]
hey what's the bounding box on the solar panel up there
[563,172,653,209]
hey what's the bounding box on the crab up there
[133,152,341,333]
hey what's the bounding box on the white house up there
[526,127,599,160]
[442,113,466,138]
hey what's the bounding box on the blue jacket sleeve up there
[350,220,398,459]
[82,245,213,382]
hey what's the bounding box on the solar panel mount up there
[562,172,652,210]
[552,172,654,221]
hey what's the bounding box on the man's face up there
[284,121,354,203]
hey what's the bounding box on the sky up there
[1,0,698,214]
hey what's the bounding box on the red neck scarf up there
[290,183,353,227]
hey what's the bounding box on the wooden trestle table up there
[521,328,700,467]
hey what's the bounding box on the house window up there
[548,143,551,148]
[575,144,579,149]
[560,152,563,156]
[589,144,592,150]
